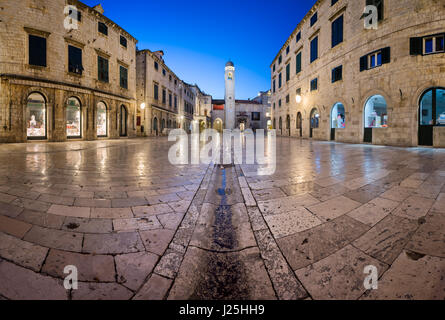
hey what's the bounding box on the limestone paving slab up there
[115,251,159,291]
[392,195,435,220]
[347,197,400,227]
[113,217,162,232]
[295,245,389,300]
[307,196,362,222]
[139,229,176,256]
[62,217,113,234]
[0,259,68,300]
[405,211,445,257]
[71,282,133,300]
[353,214,419,265]
[48,204,90,218]
[0,215,32,238]
[264,207,323,239]
[277,215,370,270]
[42,249,115,282]
[257,194,320,216]
[362,251,445,300]
[134,274,173,300]
[252,188,287,201]
[83,232,144,254]
[0,232,48,271]
[24,225,83,252]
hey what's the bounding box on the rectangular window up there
[98,22,108,36]
[424,35,445,54]
[120,35,127,48]
[296,88,301,96]
[332,0,339,5]
[273,80,276,93]
[310,36,318,63]
[68,45,82,75]
[29,35,47,67]
[273,103,276,110]
[154,61,159,70]
[162,89,166,104]
[119,66,128,89]
[360,47,390,71]
[174,96,177,109]
[296,52,302,74]
[252,112,261,121]
[278,73,282,88]
[286,63,290,82]
[296,31,301,43]
[286,46,290,55]
[310,78,318,91]
[273,64,276,72]
[97,56,109,82]
[278,55,282,64]
[162,69,166,76]
[366,0,384,21]
[169,93,172,107]
[332,65,343,83]
[310,12,318,27]
[154,84,159,100]
[286,95,290,104]
[332,15,344,48]
[278,100,282,107]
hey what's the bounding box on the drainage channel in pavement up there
[167,163,277,299]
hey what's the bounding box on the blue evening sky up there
[81,0,317,99]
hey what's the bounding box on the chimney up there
[93,4,104,15]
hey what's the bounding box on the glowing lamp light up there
[140,103,146,110]
[295,95,302,104]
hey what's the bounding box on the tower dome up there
[226,61,234,67]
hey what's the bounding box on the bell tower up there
[224,61,235,130]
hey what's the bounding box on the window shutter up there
[410,37,422,55]
[29,35,47,67]
[360,55,368,72]
[381,47,391,64]
[296,52,302,74]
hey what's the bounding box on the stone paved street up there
[0,137,445,300]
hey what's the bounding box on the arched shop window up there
[420,88,445,126]
[26,92,46,139]
[364,95,388,128]
[67,97,81,138]
[279,117,282,129]
[97,102,107,137]
[331,103,346,129]
[296,112,302,129]
[310,108,320,128]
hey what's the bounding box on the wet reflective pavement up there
[0,137,444,299]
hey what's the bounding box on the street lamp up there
[140,103,146,110]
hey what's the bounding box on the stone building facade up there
[136,50,195,136]
[189,84,212,132]
[270,0,445,147]
[211,99,270,132]
[0,0,138,143]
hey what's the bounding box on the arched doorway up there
[120,105,128,137]
[97,101,107,137]
[279,117,282,135]
[331,102,345,141]
[153,117,158,135]
[296,112,302,137]
[310,108,320,138]
[161,118,166,134]
[168,119,172,129]
[67,97,82,138]
[364,95,387,143]
[419,87,445,146]
[286,115,291,136]
[273,118,276,130]
[26,92,47,140]
[213,119,223,133]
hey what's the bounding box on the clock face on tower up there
[228,72,233,80]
